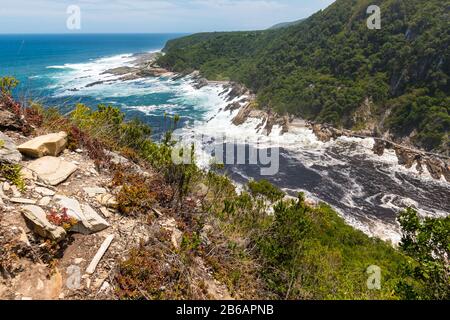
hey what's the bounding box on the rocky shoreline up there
[84,52,450,184]
[218,83,450,183]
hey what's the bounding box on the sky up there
[0,0,335,33]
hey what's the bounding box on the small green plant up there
[248,179,284,203]
[0,140,4,149]
[0,164,26,191]
[0,76,19,96]
[114,171,157,217]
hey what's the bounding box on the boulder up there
[18,132,67,158]
[425,157,445,180]
[0,132,22,163]
[394,147,420,169]
[55,196,110,235]
[21,205,67,241]
[27,156,77,186]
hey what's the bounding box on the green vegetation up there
[0,77,19,95]
[159,0,449,152]
[207,181,402,299]
[1,76,447,300]
[396,208,449,300]
[268,18,306,30]
[0,163,26,191]
[0,140,4,149]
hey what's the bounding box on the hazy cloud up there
[0,0,335,33]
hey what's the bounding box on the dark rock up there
[372,139,393,156]
[310,123,343,142]
[224,102,241,112]
[171,74,185,81]
[226,82,248,102]
[394,147,421,169]
[425,157,445,180]
[193,78,208,90]
[85,81,104,88]
[0,103,31,134]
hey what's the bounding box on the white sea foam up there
[46,51,449,244]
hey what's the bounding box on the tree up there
[396,208,450,300]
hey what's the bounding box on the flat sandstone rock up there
[18,132,68,158]
[27,156,77,186]
[21,205,66,241]
[55,196,110,234]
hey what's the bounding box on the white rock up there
[2,182,11,192]
[17,132,67,158]
[20,167,35,180]
[55,196,110,234]
[27,156,77,186]
[35,186,56,196]
[36,279,44,291]
[98,281,111,294]
[11,185,21,197]
[21,205,66,241]
[83,187,107,197]
[0,132,22,163]
[11,198,36,204]
[96,194,118,209]
[38,196,51,206]
[160,218,183,249]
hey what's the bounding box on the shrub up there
[0,164,26,191]
[248,179,285,202]
[115,230,191,300]
[0,77,19,96]
[395,208,450,300]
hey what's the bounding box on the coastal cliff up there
[158,0,449,155]
[3,84,440,301]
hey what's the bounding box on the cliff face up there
[159,0,449,153]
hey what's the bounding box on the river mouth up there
[9,45,448,244]
[186,132,450,243]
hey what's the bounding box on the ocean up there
[0,33,215,131]
[1,34,449,242]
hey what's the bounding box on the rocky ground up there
[0,127,232,300]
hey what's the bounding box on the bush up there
[0,164,26,191]
[115,231,191,300]
[395,208,450,300]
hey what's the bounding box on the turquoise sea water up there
[0,33,222,133]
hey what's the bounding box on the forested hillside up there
[158,0,449,152]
